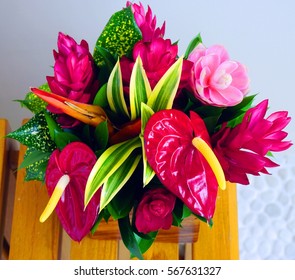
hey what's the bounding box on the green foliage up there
[184,33,202,59]
[221,95,256,128]
[93,6,142,67]
[140,103,155,186]
[6,111,56,152]
[15,83,49,114]
[44,112,80,150]
[21,147,51,181]
[100,152,141,211]
[147,57,183,112]
[129,56,151,121]
[118,216,143,260]
[107,59,130,121]
[84,136,141,207]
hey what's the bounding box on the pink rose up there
[188,43,249,107]
[135,188,176,234]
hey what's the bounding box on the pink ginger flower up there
[46,32,99,128]
[126,1,165,41]
[188,44,249,107]
[212,100,292,185]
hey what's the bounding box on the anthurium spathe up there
[40,142,101,241]
[144,109,226,221]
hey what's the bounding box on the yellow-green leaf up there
[100,153,141,211]
[140,103,155,186]
[129,56,152,121]
[147,57,183,112]
[84,136,141,207]
[107,60,130,119]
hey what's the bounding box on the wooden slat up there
[192,182,239,260]
[91,216,199,243]
[70,238,118,260]
[9,136,61,259]
[143,242,179,260]
[0,119,8,259]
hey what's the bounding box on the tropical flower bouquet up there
[7,2,292,259]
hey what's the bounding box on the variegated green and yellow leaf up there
[107,60,130,119]
[84,136,141,207]
[147,57,183,112]
[129,56,152,121]
[100,153,142,211]
[140,103,155,186]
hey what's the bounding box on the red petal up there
[144,109,218,220]
[45,142,100,241]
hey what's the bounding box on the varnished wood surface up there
[192,182,239,259]
[91,215,200,243]
[0,119,8,259]
[8,121,61,260]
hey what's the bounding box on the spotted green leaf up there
[22,147,50,181]
[93,6,142,67]
[6,111,56,152]
[15,83,49,114]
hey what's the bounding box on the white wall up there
[1,0,294,258]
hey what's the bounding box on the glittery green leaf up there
[93,6,142,67]
[15,83,49,114]
[6,111,56,152]
[22,147,50,182]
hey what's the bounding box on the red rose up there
[135,188,176,234]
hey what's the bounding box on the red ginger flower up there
[41,142,101,241]
[212,99,292,185]
[135,188,176,234]
[144,109,226,221]
[126,1,165,42]
[121,37,192,91]
[47,32,99,128]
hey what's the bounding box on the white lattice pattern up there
[238,149,295,259]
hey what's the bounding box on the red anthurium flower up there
[212,99,292,185]
[144,109,226,221]
[40,142,101,241]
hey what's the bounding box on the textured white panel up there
[238,149,295,259]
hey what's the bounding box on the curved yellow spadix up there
[39,174,70,223]
[192,137,226,190]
